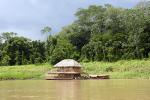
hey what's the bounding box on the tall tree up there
[41,26,52,40]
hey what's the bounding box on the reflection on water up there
[0,80,150,100]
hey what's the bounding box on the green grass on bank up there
[0,63,52,80]
[82,59,150,79]
[0,59,150,80]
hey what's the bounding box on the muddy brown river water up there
[0,80,150,100]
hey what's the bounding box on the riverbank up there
[0,60,150,80]
[82,59,150,79]
[0,64,52,80]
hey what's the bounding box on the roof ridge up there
[54,59,81,67]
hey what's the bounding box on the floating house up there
[45,59,82,80]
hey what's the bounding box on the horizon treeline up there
[0,3,150,66]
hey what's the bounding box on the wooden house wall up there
[57,67,81,73]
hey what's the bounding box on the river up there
[0,80,150,100]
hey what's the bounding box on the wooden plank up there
[89,74,109,79]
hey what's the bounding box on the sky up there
[0,0,143,40]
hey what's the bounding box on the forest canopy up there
[0,3,150,66]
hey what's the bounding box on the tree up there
[1,32,17,41]
[50,39,77,64]
[30,40,46,64]
[41,26,52,40]
[46,36,57,61]
[1,4,150,66]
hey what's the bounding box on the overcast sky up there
[0,0,142,40]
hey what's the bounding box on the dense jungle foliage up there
[0,2,150,66]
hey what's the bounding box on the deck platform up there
[89,74,109,79]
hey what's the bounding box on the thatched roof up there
[54,59,81,67]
